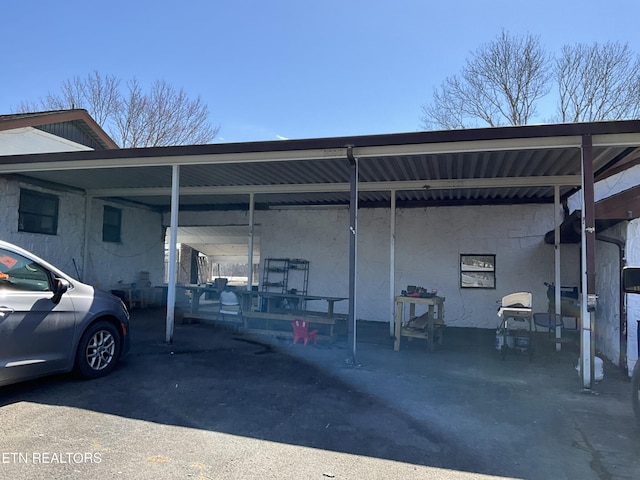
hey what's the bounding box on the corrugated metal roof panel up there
[2,121,638,211]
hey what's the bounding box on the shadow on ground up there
[1,308,639,479]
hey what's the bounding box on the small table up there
[394,295,445,352]
[113,287,146,309]
[256,292,345,316]
[155,284,221,313]
[177,285,221,313]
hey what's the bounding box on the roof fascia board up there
[353,136,583,157]
[592,132,640,147]
[87,175,581,198]
[0,147,350,173]
[2,121,637,174]
[0,136,585,173]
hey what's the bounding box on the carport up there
[1,120,640,389]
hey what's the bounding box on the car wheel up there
[75,321,121,379]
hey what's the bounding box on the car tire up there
[75,321,121,379]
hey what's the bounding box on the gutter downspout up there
[596,234,627,373]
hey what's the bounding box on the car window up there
[0,248,52,292]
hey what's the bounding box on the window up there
[18,189,59,235]
[460,254,496,289]
[103,206,122,243]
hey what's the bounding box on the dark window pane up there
[103,206,122,243]
[18,190,58,235]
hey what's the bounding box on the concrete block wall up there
[594,223,626,367]
[83,198,165,292]
[0,178,87,275]
[0,177,164,293]
[626,218,640,374]
[177,203,582,329]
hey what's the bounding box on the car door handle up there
[0,306,15,317]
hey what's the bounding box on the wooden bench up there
[242,311,338,342]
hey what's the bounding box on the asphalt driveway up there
[1,309,639,479]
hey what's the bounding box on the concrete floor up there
[1,308,639,480]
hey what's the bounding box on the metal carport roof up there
[0,120,638,211]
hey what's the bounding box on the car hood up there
[66,281,129,319]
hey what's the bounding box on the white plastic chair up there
[219,290,242,327]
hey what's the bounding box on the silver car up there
[0,240,130,387]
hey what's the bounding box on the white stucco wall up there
[1,178,86,273]
[82,199,165,291]
[177,203,582,330]
[389,204,580,328]
[594,225,626,367]
[0,177,164,293]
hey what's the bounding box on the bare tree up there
[421,76,477,130]
[115,79,148,149]
[16,71,219,147]
[556,41,640,122]
[422,30,552,129]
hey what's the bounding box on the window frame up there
[460,254,496,289]
[102,205,122,243]
[18,189,59,236]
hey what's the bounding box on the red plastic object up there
[291,318,318,345]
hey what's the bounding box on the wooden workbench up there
[241,311,341,341]
[238,291,348,342]
[394,295,445,352]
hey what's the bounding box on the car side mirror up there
[623,267,640,294]
[51,278,69,304]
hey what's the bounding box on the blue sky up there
[3,0,639,143]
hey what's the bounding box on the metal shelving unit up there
[261,258,290,293]
[286,258,309,296]
[261,258,309,310]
